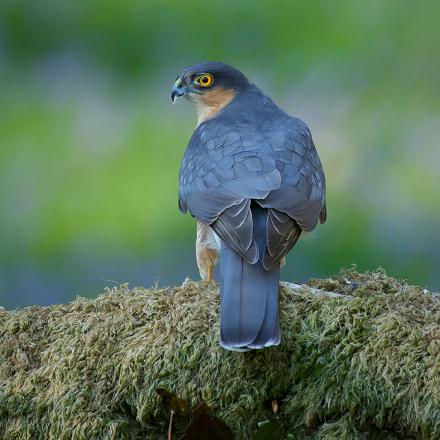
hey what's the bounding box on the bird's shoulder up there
[179,89,322,191]
[189,87,314,152]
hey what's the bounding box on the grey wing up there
[179,115,326,269]
[258,117,326,269]
[178,118,282,263]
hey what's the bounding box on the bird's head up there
[171,62,250,124]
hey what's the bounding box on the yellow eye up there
[195,73,214,87]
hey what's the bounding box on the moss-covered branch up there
[0,269,439,439]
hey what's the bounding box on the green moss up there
[0,269,439,439]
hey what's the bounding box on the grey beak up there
[170,85,188,102]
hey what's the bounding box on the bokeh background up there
[1,1,439,308]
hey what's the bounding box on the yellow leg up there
[207,263,214,282]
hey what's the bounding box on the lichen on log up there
[0,268,439,439]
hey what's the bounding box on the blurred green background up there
[1,0,439,308]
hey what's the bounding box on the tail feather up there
[247,275,280,348]
[220,205,280,351]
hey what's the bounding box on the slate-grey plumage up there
[171,62,326,351]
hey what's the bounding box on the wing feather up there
[263,208,301,269]
[178,102,326,264]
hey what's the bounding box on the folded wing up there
[178,114,326,265]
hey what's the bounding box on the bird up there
[171,62,326,351]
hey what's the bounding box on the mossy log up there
[0,269,439,439]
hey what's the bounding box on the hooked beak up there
[170,84,189,102]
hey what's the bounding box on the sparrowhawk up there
[171,62,326,351]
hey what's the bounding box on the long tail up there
[219,205,280,351]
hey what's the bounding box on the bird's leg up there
[207,263,214,282]
[196,222,219,282]
[196,246,217,281]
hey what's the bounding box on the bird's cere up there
[170,81,187,102]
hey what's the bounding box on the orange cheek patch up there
[199,88,235,109]
[194,87,235,125]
